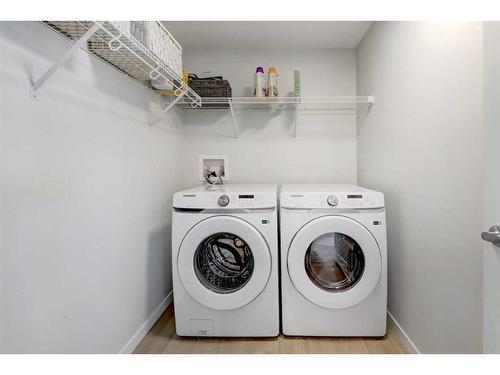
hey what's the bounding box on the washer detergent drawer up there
[190,319,214,336]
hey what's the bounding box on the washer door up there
[287,215,381,309]
[178,215,272,310]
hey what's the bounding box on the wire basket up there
[44,21,183,90]
[130,21,182,89]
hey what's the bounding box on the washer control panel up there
[327,195,339,206]
[217,195,230,207]
[210,193,269,208]
[173,185,277,209]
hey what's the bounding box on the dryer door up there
[287,215,381,309]
[178,215,272,310]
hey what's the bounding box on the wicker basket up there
[189,78,232,107]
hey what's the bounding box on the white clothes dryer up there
[280,184,387,336]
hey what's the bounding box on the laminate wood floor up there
[133,304,407,354]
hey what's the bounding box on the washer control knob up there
[327,195,339,207]
[218,195,230,207]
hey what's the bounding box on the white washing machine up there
[172,184,279,337]
[280,184,387,336]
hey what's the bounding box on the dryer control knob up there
[218,195,230,207]
[327,195,339,207]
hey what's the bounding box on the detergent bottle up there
[267,67,278,97]
[253,66,266,97]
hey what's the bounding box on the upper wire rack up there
[43,21,201,107]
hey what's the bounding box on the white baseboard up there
[119,291,173,354]
[387,311,420,354]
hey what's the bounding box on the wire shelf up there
[176,96,374,111]
[176,96,374,138]
[41,21,201,107]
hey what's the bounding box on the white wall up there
[357,22,483,353]
[181,48,357,186]
[0,22,184,353]
[483,22,500,353]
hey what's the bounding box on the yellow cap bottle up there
[267,67,278,97]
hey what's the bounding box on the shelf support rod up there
[149,90,187,127]
[228,99,238,138]
[30,23,101,99]
[292,109,298,137]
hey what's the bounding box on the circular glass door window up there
[305,232,365,292]
[194,232,254,294]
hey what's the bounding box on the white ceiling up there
[162,21,372,49]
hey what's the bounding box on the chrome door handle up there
[481,225,500,248]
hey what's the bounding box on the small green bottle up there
[294,70,301,97]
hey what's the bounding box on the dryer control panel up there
[280,184,384,209]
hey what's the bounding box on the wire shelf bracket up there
[228,100,239,138]
[149,90,187,127]
[290,96,375,137]
[292,109,298,137]
[30,23,101,99]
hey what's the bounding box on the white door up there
[482,22,500,353]
[177,215,272,311]
[287,215,382,309]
